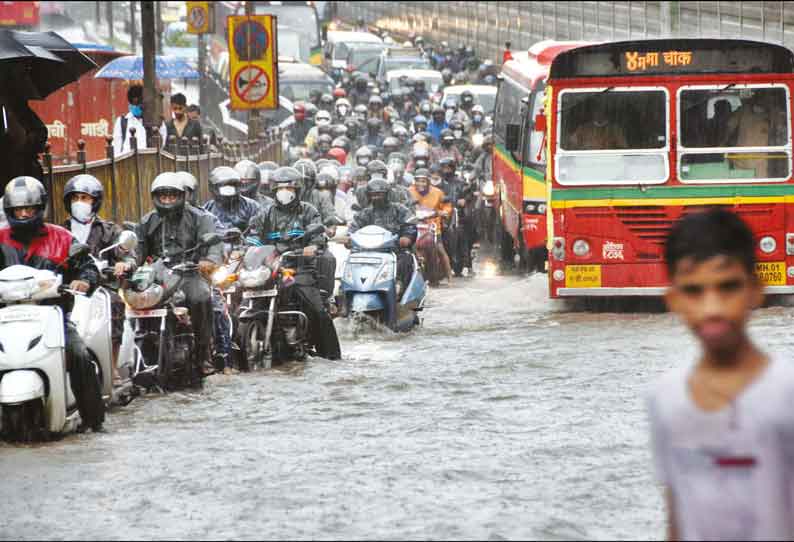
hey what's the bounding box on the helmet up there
[440,128,455,146]
[393,125,409,142]
[439,156,457,172]
[271,166,302,208]
[208,166,241,200]
[355,76,368,90]
[413,167,430,181]
[443,96,458,111]
[368,95,383,109]
[382,136,400,156]
[309,89,322,104]
[431,105,445,121]
[327,147,347,165]
[317,123,332,137]
[353,103,368,119]
[257,161,279,195]
[4,176,47,238]
[317,134,333,152]
[334,98,352,118]
[317,166,339,191]
[319,93,334,110]
[366,117,381,132]
[367,159,388,178]
[331,124,348,139]
[471,104,485,126]
[366,178,390,205]
[333,87,347,99]
[449,120,465,139]
[441,68,453,85]
[460,89,475,109]
[419,101,432,116]
[173,171,198,204]
[314,110,332,126]
[413,114,428,130]
[293,101,306,121]
[234,159,261,199]
[332,136,350,154]
[63,174,104,215]
[293,158,317,192]
[355,146,373,166]
[150,172,186,215]
[352,166,369,185]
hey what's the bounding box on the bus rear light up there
[786,234,794,255]
[760,236,777,254]
[572,239,590,257]
[551,237,565,261]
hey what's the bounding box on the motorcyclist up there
[204,166,261,233]
[412,80,430,104]
[441,68,454,87]
[334,98,352,121]
[472,134,494,187]
[0,176,105,430]
[363,117,384,149]
[350,76,371,107]
[319,93,335,113]
[344,118,361,146]
[440,157,476,276]
[251,167,341,359]
[367,95,384,120]
[469,104,490,134]
[353,103,368,124]
[139,173,222,380]
[312,134,334,161]
[308,89,322,107]
[450,119,472,156]
[407,144,431,173]
[304,110,332,152]
[316,166,339,205]
[408,168,452,284]
[392,125,411,154]
[349,178,417,297]
[387,152,412,187]
[384,156,415,210]
[459,89,476,117]
[234,159,263,201]
[412,114,428,135]
[354,146,373,168]
[288,102,312,147]
[431,129,464,165]
[293,159,338,228]
[327,147,348,166]
[381,136,401,159]
[62,174,137,385]
[427,106,448,144]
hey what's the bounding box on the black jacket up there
[137,206,223,266]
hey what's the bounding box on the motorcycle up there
[120,232,221,391]
[477,178,500,246]
[236,224,326,370]
[341,225,426,332]
[0,244,107,442]
[414,207,449,286]
[326,225,351,316]
[210,228,246,368]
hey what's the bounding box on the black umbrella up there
[0,29,97,100]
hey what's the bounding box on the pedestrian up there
[165,93,203,150]
[649,208,794,541]
[112,85,167,156]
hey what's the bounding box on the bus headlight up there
[572,239,590,257]
[760,236,777,254]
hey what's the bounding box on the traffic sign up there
[228,15,279,110]
[186,2,211,34]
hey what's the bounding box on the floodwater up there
[4,255,794,540]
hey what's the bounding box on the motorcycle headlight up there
[482,182,495,197]
[213,267,238,288]
[472,133,484,147]
[122,284,164,310]
[239,267,270,288]
[375,263,395,284]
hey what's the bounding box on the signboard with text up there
[227,14,279,110]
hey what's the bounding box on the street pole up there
[155,1,163,54]
[130,1,137,53]
[141,1,159,144]
[198,32,207,118]
[245,2,260,140]
[107,1,114,45]
[95,1,100,26]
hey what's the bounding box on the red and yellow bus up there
[542,39,794,298]
[493,41,589,271]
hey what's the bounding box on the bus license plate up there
[243,288,277,299]
[755,262,785,286]
[126,308,168,318]
[565,265,602,288]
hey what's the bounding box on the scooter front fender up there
[0,370,45,404]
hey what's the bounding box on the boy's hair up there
[127,85,143,103]
[187,104,200,114]
[170,93,187,106]
[665,208,756,277]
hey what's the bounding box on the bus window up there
[556,88,668,185]
[526,86,547,168]
[678,85,790,182]
[494,78,526,161]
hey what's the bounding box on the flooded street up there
[4,259,794,540]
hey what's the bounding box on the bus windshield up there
[254,4,320,62]
[678,85,790,182]
[557,88,668,185]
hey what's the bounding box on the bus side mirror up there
[534,114,546,132]
[505,124,520,152]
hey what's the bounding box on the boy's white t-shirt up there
[648,358,794,541]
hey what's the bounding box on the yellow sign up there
[565,265,602,288]
[186,2,210,34]
[755,262,786,286]
[625,50,693,72]
[227,15,279,110]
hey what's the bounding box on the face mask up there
[473,114,483,123]
[70,201,94,223]
[219,185,237,197]
[359,157,370,166]
[276,188,296,206]
[129,104,143,117]
[430,177,441,186]
[453,130,463,139]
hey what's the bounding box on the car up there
[386,68,445,95]
[375,47,432,85]
[441,85,498,114]
[343,42,388,80]
[323,30,383,76]
[277,59,335,103]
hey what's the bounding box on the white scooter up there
[0,246,100,441]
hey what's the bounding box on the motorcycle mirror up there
[200,233,222,247]
[68,243,90,260]
[118,230,138,252]
[223,228,242,242]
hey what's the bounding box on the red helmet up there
[333,87,347,99]
[293,101,306,121]
[327,147,347,165]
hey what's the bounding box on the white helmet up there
[315,110,332,126]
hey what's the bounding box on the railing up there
[42,127,282,225]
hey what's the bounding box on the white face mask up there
[219,185,237,197]
[276,188,296,206]
[70,201,94,223]
[453,130,463,138]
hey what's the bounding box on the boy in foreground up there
[649,209,794,540]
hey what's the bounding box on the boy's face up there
[171,103,185,120]
[666,255,762,361]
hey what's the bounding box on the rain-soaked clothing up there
[203,195,261,233]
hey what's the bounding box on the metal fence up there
[338,2,794,62]
[41,130,282,226]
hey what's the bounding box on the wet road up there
[4,258,794,540]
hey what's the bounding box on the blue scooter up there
[341,225,426,332]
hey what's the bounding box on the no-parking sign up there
[186,2,212,34]
[228,14,279,110]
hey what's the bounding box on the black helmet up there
[319,93,334,110]
[209,166,241,200]
[4,176,47,238]
[440,128,455,146]
[382,136,400,155]
[460,90,475,108]
[234,159,261,198]
[367,159,388,178]
[355,146,373,166]
[331,124,348,138]
[63,174,104,215]
[366,117,381,132]
[293,158,317,192]
[355,76,368,90]
[309,89,322,104]
[366,178,390,206]
[368,95,383,108]
[316,166,339,191]
[317,133,333,152]
[332,136,351,154]
[173,171,198,204]
[352,165,369,184]
[271,166,302,209]
[150,172,186,216]
[413,167,430,180]
[439,156,457,172]
[317,124,332,138]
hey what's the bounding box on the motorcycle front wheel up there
[238,320,268,371]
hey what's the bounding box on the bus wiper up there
[682,83,735,114]
[557,86,615,116]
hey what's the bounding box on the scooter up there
[415,207,449,286]
[341,225,426,332]
[0,245,104,442]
